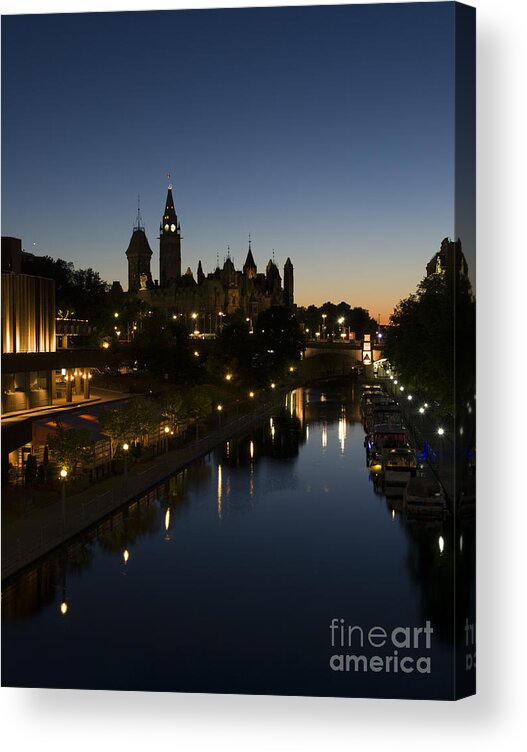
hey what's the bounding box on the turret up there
[283,257,294,306]
[125,201,153,292]
[243,235,257,279]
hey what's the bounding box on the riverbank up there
[1,396,286,581]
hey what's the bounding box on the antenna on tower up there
[272,248,276,263]
[134,194,144,231]
[248,232,251,250]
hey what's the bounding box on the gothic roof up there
[125,228,153,258]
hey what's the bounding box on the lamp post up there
[60,468,68,525]
[123,443,129,480]
[437,427,445,474]
[217,404,223,427]
[164,425,170,453]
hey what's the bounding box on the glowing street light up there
[60,601,68,616]
[123,549,130,564]
[123,442,129,478]
[114,312,119,318]
[438,536,445,554]
[270,382,276,389]
[437,427,445,436]
[407,394,413,401]
[399,386,404,392]
[225,373,232,381]
[249,391,255,398]
[419,407,425,414]
[60,468,68,521]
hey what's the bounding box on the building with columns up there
[126,186,294,325]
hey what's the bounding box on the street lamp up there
[123,442,129,480]
[437,427,445,436]
[249,391,255,399]
[225,373,232,381]
[270,382,276,389]
[164,425,170,453]
[60,468,68,524]
[217,404,223,426]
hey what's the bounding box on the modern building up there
[1,237,118,480]
[126,185,294,324]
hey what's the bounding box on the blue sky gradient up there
[2,3,456,318]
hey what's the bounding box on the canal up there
[2,380,474,699]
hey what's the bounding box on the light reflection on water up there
[1,382,474,698]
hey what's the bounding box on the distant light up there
[249,391,255,398]
[60,601,68,615]
[270,382,276,389]
[399,386,404,392]
[164,426,170,433]
[102,342,110,349]
[407,395,413,401]
[194,351,199,357]
[225,373,232,381]
[217,404,223,411]
[424,402,429,408]
[438,536,445,554]
[114,312,119,318]
[123,549,130,563]
[419,407,425,414]
[123,443,129,451]
[393,380,398,385]
[60,468,68,479]
[289,366,295,372]
[191,313,198,319]
[437,427,445,436]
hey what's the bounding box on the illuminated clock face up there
[170,224,176,232]
[164,224,169,231]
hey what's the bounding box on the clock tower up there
[159,184,182,287]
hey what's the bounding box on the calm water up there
[2,382,474,698]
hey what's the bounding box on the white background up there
[1,1,526,749]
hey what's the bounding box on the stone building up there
[126,186,294,325]
[426,237,468,278]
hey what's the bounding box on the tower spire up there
[134,194,144,231]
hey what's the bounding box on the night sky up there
[2,3,458,318]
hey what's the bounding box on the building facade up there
[126,187,294,323]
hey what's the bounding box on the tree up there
[47,424,95,476]
[159,389,187,432]
[206,322,256,384]
[252,307,305,384]
[99,400,160,457]
[384,270,475,416]
[184,386,213,439]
